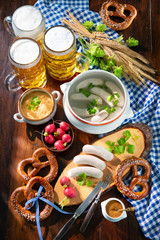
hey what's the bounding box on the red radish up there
[62,134,71,143]
[64,187,76,199]
[54,128,65,139]
[60,176,71,187]
[45,123,55,134]
[44,134,55,144]
[54,140,65,150]
[60,121,69,131]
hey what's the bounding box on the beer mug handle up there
[75,53,90,74]
[3,16,16,38]
[4,72,21,92]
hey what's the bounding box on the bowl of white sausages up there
[60,70,133,134]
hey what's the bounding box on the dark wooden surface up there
[0,0,159,240]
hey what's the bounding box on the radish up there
[64,187,76,199]
[54,140,65,150]
[44,134,55,144]
[44,123,55,134]
[59,121,69,131]
[60,176,71,188]
[54,128,65,140]
[62,134,71,143]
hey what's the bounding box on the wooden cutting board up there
[54,123,153,206]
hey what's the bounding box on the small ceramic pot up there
[14,88,61,125]
[60,70,133,134]
[101,197,127,222]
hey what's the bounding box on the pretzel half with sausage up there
[114,157,151,200]
[100,0,137,30]
[17,148,58,184]
[10,176,54,222]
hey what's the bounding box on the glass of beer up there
[5,38,47,92]
[43,25,89,81]
[3,5,46,48]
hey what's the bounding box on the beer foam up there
[13,6,42,31]
[45,26,74,52]
[10,39,39,64]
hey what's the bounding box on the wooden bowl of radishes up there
[41,120,74,152]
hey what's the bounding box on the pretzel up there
[113,157,151,200]
[100,0,137,30]
[10,176,54,222]
[17,148,58,184]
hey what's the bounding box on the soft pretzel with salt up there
[114,157,151,200]
[100,0,137,31]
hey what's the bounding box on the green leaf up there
[117,137,126,145]
[79,88,91,97]
[86,180,93,187]
[126,37,139,47]
[114,93,120,99]
[123,130,131,140]
[114,145,125,154]
[82,21,94,31]
[106,140,115,147]
[99,59,110,71]
[127,144,135,154]
[115,35,124,43]
[103,105,109,112]
[107,95,114,102]
[113,99,119,106]
[95,23,107,32]
[113,65,123,78]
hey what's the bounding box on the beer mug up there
[43,25,89,81]
[5,38,47,92]
[3,5,46,48]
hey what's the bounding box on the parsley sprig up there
[76,173,93,187]
[106,130,136,155]
[28,96,41,111]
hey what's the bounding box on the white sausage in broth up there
[73,155,106,170]
[89,110,109,122]
[105,81,125,107]
[70,93,103,104]
[76,78,104,92]
[68,166,103,179]
[90,87,114,107]
[82,144,114,161]
[72,106,99,118]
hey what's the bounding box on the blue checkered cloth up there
[35,1,160,239]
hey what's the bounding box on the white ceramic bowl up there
[14,88,61,125]
[60,70,133,134]
[101,197,127,222]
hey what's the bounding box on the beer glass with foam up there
[4,5,46,48]
[43,25,89,81]
[5,38,47,92]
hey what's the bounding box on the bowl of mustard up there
[14,88,61,125]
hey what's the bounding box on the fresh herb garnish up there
[76,173,93,187]
[79,88,91,97]
[28,96,41,111]
[126,37,139,47]
[106,130,137,155]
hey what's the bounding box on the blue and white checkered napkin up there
[35,1,160,239]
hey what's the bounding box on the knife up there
[54,181,102,240]
[80,171,113,233]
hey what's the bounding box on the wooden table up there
[0,0,159,239]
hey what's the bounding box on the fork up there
[80,170,113,233]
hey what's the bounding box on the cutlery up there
[54,180,103,240]
[80,171,113,233]
[117,207,135,212]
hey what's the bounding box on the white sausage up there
[76,78,104,92]
[82,144,113,161]
[105,81,125,107]
[73,155,106,170]
[107,106,122,120]
[70,93,103,104]
[90,87,114,107]
[68,167,103,179]
[72,106,99,118]
[90,110,109,122]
